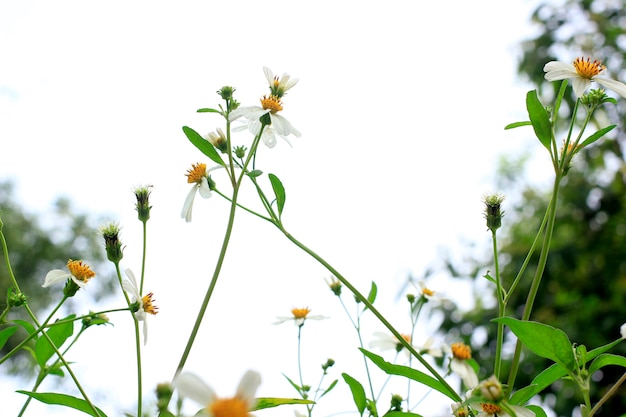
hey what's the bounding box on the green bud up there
[7,288,28,308]
[322,358,335,372]
[133,185,153,223]
[326,276,342,296]
[155,382,174,412]
[483,194,505,232]
[390,394,403,411]
[100,223,124,263]
[63,278,81,297]
[406,293,416,304]
[217,86,235,101]
[234,145,247,159]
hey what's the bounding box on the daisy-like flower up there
[274,307,326,327]
[445,342,479,389]
[173,370,261,417]
[264,66,298,98]
[451,401,470,417]
[370,332,443,358]
[544,57,626,98]
[205,128,228,153]
[473,402,535,417]
[181,162,218,223]
[43,259,96,289]
[121,268,158,345]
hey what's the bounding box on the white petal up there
[198,178,212,199]
[620,323,626,339]
[270,114,301,137]
[451,360,478,388]
[595,77,626,98]
[142,318,148,345]
[510,405,535,417]
[42,270,71,288]
[70,276,87,288]
[236,370,261,408]
[263,66,274,85]
[122,270,141,301]
[261,130,277,148]
[181,185,198,223]
[173,372,217,406]
[572,77,592,97]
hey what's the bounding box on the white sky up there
[0,1,550,416]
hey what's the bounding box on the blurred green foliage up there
[436,1,626,415]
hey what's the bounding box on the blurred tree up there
[435,1,626,416]
[0,180,112,375]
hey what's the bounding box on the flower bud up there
[217,86,235,101]
[478,375,504,402]
[100,223,124,263]
[155,382,174,412]
[390,394,403,411]
[7,288,28,308]
[133,185,153,223]
[483,194,505,232]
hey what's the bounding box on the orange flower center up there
[422,287,435,296]
[451,342,472,360]
[291,307,311,319]
[260,95,283,113]
[209,397,249,417]
[481,403,502,414]
[67,259,96,283]
[142,293,159,315]
[573,57,605,79]
[186,163,207,184]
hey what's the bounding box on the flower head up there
[264,66,298,98]
[122,268,158,345]
[370,332,413,353]
[43,259,96,289]
[274,307,325,327]
[133,185,153,223]
[445,342,479,389]
[205,128,228,153]
[473,403,535,417]
[477,375,503,402]
[181,163,218,223]
[100,223,124,263]
[544,57,626,98]
[174,370,261,417]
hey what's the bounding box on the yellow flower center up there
[66,259,96,283]
[422,287,435,297]
[481,403,502,414]
[186,163,207,184]
[573,57,605,79]
[260,95,283,113]
[291,307,311,319]
[142,293,159,315]
[209,397,249,417]
[451,342,472,360]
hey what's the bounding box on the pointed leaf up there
[366,281,378,306]
[196,108,221,113]
[526,405,548,417]
[359,348,458,401]
[319,379,338,399]
[510,363,567,405]
[588,353,626,375]
[35,316,75,368]
[580,125,616,148]
[504,121,532,130]
[247,169,263,178]
[254,397,314,410]
[182,126,225,167]
[0,326,18,350]
[342,373,367,416]
[282,373,303,395]
[13,319,37,339]
[16,391,108,417]
[268,173,286,217]
[494,317,575,369]
[384,412,423,417]
[526,90,552,151]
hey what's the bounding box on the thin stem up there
[492,230,505,380]
[588,371,626,417]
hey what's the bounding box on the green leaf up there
[494,317,575,369]
[13,319,37,339]
[157,412,177,417]
[16,391,108,417]
[366,281,378,306]
[342,373,367,416]
[268,173,286,217]
[526,90,552,151]
[384,412,423,417]
[579,125,616,148]
[552,80,569,121]
[182,126,225,167]
[588,353,626,375]
[527,405,549,417]
[0,326,18,350]
[319,379,338,399]
[247,169,263,178]
[360,348,458,401]
[282,373,303,395]
[504,121,532,130]
[254,397,314,410]
[35,316,75,368]
[510,363,567,405]
[196,108,221,113]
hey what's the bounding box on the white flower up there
[122,268,158,345]
[181,162,216,223]
[174,370,261,417]
[444,342,479,389]
[275,307,326,327]
[42,259,95,289]
[369,332,442,359]
[544,57,626,98]
[264,66,298,97]
[620,323,626,339]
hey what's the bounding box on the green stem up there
[492,230,506,381]
[140,220,148,294]
[588,371,626,417]
[507,173,562,389]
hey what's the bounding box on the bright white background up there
[0,1,551,416]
